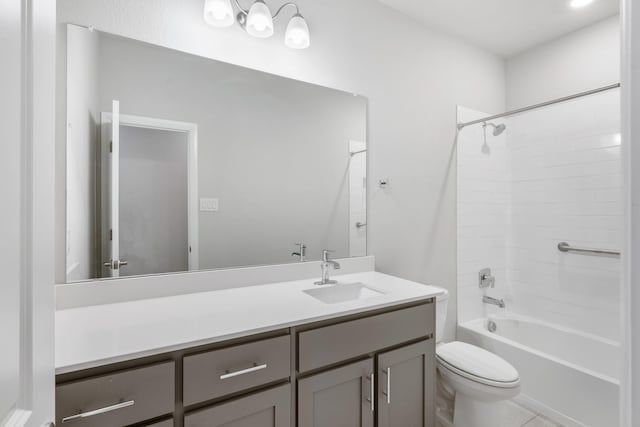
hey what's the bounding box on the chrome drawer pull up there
[365,373,374,412]
[61,400,135,423]
[382,367,391,404]
[220,363,267,380]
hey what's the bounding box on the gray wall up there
[94,33,366,270]
[506,16,620,109]
[58,0,506,341]
[119,126,189,276]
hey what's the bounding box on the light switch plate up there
[200,198,219,212]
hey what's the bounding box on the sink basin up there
[303,283,385,304]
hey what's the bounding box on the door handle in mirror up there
[103,259,128,270]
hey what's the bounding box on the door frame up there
[100,113,199,275]
[621,0,637,425]
[1,0,56,425]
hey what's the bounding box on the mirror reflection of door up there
[349,140,367,257]
[100,102,199,278]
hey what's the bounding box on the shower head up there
[483,122,506,136]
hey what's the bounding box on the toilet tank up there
[435,289,449,343]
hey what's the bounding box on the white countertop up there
[55,271,443,374]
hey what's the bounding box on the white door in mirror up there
[106,100,122,278]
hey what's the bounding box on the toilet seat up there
[436,341,520,388]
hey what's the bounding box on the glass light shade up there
[203,0,234,28]
[285,14,310,49]
[246,0,274,38]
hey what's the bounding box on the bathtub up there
[458,314,620,427]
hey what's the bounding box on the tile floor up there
[436,400,566,427]
[504,400,565,427]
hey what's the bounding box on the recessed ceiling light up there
[570,0,594,8]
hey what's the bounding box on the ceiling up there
[378,0,619,57]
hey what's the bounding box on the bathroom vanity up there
[55,272,441,427]
[55,13,439,427]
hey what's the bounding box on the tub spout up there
[483,295,505,308]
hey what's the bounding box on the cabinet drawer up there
[298,303,434,372]
[55,361,175,427]
[184,384,291,427]
[183,335,291,405]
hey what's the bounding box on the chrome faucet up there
[483,295,505,308]
[292,243,307,262]
[315,250,341,285]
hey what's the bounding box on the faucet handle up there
[478,268,495,289]
[321,249,335,261]
[292,243,307,262]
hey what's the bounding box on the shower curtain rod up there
[457,82,621,130]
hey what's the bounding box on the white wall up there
[506,16,620,110]
[58,0,506,340]
[65,25,99,281]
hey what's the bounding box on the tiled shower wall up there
[457,107,509,323]
[458,89,622,341]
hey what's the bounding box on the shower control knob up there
[478,268,495,288]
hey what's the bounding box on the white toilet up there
[435,290,520,427]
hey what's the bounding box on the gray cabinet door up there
[298,359,374,427]
[184,384,290,427]
[377,340,435,427]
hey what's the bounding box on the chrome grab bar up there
[220,363,267,380]
[61,400,135,423]
[557,242,620,257]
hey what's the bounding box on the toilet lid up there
[436,341,519,385]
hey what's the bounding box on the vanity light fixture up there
[204,0,311,49]
[204,0,235,27]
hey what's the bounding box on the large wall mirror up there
[64,25,368,283]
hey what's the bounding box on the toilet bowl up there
[435,290,520,427]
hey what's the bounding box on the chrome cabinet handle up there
[61,400,134,423]
[382,367,391,404]
[220,363,267,380]
[365,373,375,412]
